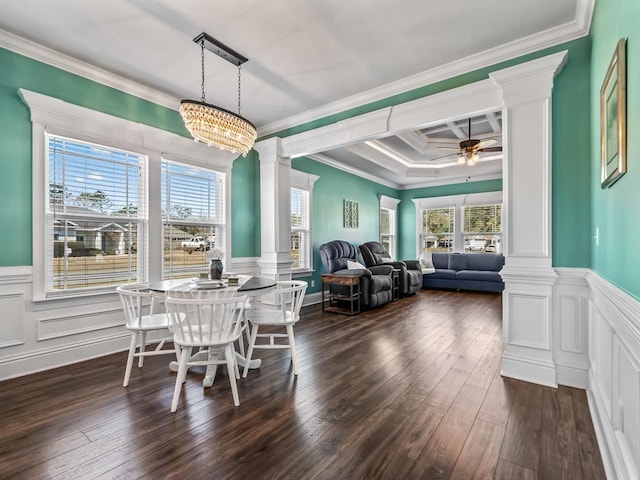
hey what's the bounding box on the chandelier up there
[180,33,257,157]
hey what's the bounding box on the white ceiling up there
[0,0,592,187]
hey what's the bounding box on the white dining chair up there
[116,283,178,387]
[165,292,248,412]
[242,280,308,378]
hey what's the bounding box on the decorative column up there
[490,51,568,387]
[253,137,293,282]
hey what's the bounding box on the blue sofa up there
[422,253,505,292]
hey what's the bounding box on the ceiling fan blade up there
[436,147,461,151]
[475,139,497,149]
[429,152,458,161]
[478,146,502,152]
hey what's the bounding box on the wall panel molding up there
[586,271,640,480]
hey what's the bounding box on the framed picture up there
[343,199,359,229]
[600,38,627,188]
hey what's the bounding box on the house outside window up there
[46,135,147,293]
[162,160,226,279]
[379,195,400,259]
[290,170,319,274]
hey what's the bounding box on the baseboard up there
[587,385,622,480]
[501,352,558,387]
[303,291,322,307]
[556,363,588,389]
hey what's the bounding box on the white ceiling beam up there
[447,121,467,139]
[486,112,502,133]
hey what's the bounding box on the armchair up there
[358,241,422,296]
[319,240,393,309]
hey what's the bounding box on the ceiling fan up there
[434,118,502,166]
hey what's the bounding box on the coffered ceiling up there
[0,0,593,186]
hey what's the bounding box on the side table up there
[391,268,401,301]
[321,274,361,315]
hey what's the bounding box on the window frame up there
[22,89,232,301]
[379,195,400,259]
[290,169,318,276]
[413,191,503,257]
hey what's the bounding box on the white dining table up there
[147,275,276,387]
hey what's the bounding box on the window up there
[24,89,232,300]
[290,170,318,274]
[162,160,226,279]
[463,204,502,253]
[379,195,400,259]
[421,207,454,253]
[46,135,147,293]
[414,191,503,256]
[291,188,310,270]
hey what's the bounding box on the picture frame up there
[343,199,359,229]
[600,38,627,188]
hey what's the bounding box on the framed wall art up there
[343,199,359,229]
[600,38,627,188]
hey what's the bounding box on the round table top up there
[148,275,276,293]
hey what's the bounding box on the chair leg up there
[286,324,299,375]
[171,346,192,413]
[138,331,147,367]
[242,324,259,378]
[225,344,240,406]
[123,332,138,387]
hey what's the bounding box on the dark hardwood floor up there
[0,290,606,479]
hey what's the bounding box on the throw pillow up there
[419,252,434,269]
[381,257,396,263]
[347,260,366,270]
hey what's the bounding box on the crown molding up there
[306,153,400,190]
[0,29,179,111]
[259,0,594,137]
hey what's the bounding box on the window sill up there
[292,269,314,279]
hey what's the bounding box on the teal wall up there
[292,157,398,293]
[590,0,640,299]
[0,47,260,265]
[231,151,261,257]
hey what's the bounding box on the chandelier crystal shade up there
[180,33,257,157]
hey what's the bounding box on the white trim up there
[379,195,401,210]
[20,89,234,301]
[290,169,319,273]
[259,0,594,136]
[586,271,640,480]
[307,153,401,189]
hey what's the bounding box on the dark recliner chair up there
[319,240,393,309]
[358,241,422,296]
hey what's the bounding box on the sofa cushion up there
[455,270,503,282]
[466,253,505,271]
[428,268,457,280]
[431,253,450,269]
[448,253,468,271]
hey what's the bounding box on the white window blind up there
[291,187,310,270]
[162,159,226,279]
[46,134,147,293]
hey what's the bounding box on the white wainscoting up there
[586,272,640,480]
[0,258,260,382]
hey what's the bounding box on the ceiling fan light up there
[457,155,466,165]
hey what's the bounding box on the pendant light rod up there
[193,32,248,67]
